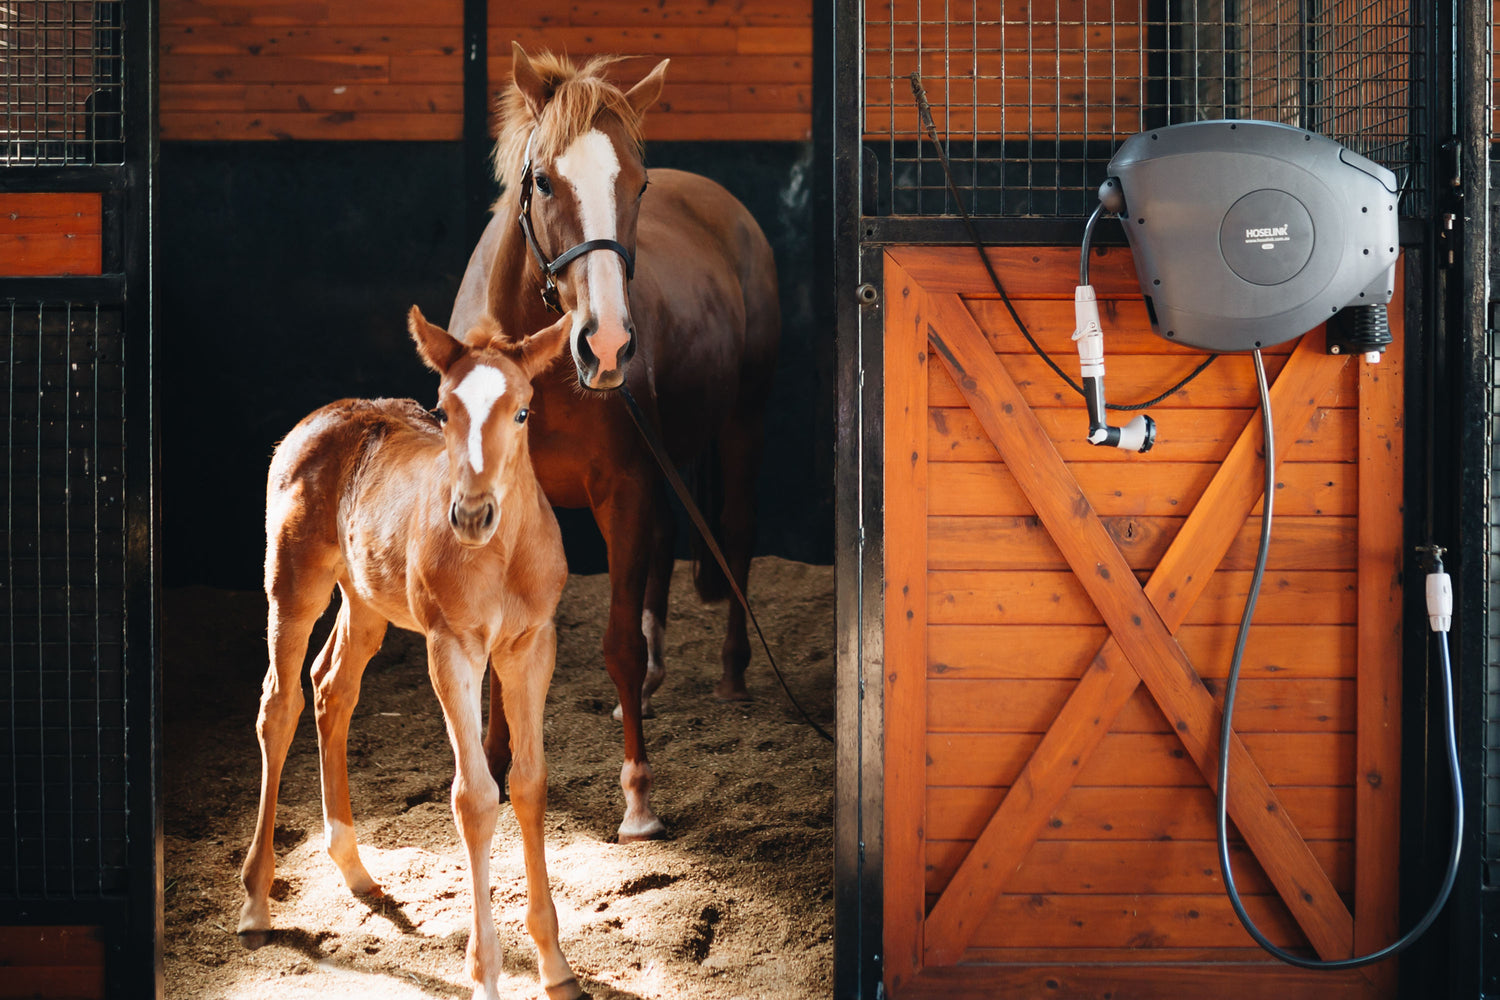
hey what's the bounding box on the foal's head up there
[495,44,668,392]
[408,307,571,547]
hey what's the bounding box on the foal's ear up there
[511,42,550,119]
[408,306,465,375]
[624,58,670,118]
[516,312,573,381]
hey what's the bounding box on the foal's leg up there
[596,486,666,841]
[310,585,388,894]
[711,412,766,701]
[238,550,337,946]
[482,666,512,799]
[496,625,581,1000]
[613,484,674,722]
[428,633,506,1000]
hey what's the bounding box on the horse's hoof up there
[611,701,656,721]
[617,821,667,844]
[712,681,750,702]
[545,978,587,1000]
[237,929,272,951]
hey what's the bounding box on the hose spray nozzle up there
[1074,285,1156,453]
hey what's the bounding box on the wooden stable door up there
[881,246,1404,999]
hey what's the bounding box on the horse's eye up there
[432,407,447,424]
[534,173,553,197]
[514,407,529,424]
[638,180,649,199]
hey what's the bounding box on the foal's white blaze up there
[450,365,509,474]
[554,129,629,351]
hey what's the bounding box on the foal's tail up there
[689,442,731,603]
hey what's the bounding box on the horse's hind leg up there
[712,412,766,701]
[310,585,388,895]
[238,545,338,947]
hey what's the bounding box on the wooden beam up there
[882,256,932,993]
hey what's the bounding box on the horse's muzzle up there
[574,320,636,391]
[449,495,498,546]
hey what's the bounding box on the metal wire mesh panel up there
[863,0,1426,218]
[0,0,125,166]
[0,301,129,899]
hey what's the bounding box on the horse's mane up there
[492,51,647,191]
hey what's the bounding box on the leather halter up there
[516,130,637,314]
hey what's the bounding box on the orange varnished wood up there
[0,193,103,277]
[1353,279,1405,986]
[928,623,1355,680]
[917,290,1354,963]
[928,731,1354,788]
[927,514,1356,572]
[882,256,932,992]
[925,838,1354,897]
[890,964,1373,1000]
[159,0,463,140]
[0,926,104,1000]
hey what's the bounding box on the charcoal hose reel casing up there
[1102,120,1400,355]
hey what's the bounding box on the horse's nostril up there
[449,503,459,528]
[482,504,495,529]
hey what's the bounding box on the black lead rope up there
[618,385,834,744]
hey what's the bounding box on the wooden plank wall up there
[488,0,812,141]
[0,926,105,999]
[158,0,813,142]
[0,194,104,276]
[882,245,1403,999]
[159,0,465,140]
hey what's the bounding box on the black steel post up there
[121,0,161,995]
[832,0,884,996]
[463,0,493,250]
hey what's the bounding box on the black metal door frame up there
[0,0,160,995]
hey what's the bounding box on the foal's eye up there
[432,407,447,424]
[514,407,529,424]
[534,173,553,197]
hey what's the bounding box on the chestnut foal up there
[237,307,582,1000]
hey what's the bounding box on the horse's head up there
[498,44,668,391]
[408,306,571,546]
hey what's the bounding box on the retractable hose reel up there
[1074,119,1400,451]
[1076,120,1461,970]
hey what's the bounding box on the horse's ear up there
[511,42,550,119]
[517,312,573,381]
[408,306,465,374]
[624,58,669,118]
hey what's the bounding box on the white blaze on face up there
[554,129,628,339]
[449,365,508,474]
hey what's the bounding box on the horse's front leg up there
[495,624,581,1000]
[597,487,667,842]
[427,632,505,1000]
[614,481,674,721]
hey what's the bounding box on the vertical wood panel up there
[883,257,931,993]
[1353,275,1405,989]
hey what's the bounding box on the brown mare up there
[236,308,584,1000]
[449,45,781,842]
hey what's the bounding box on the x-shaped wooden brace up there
[919,292,1357,967]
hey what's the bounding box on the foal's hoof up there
[237,929,272,951]
[616,817,667,843]
[545,978,587,1000]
